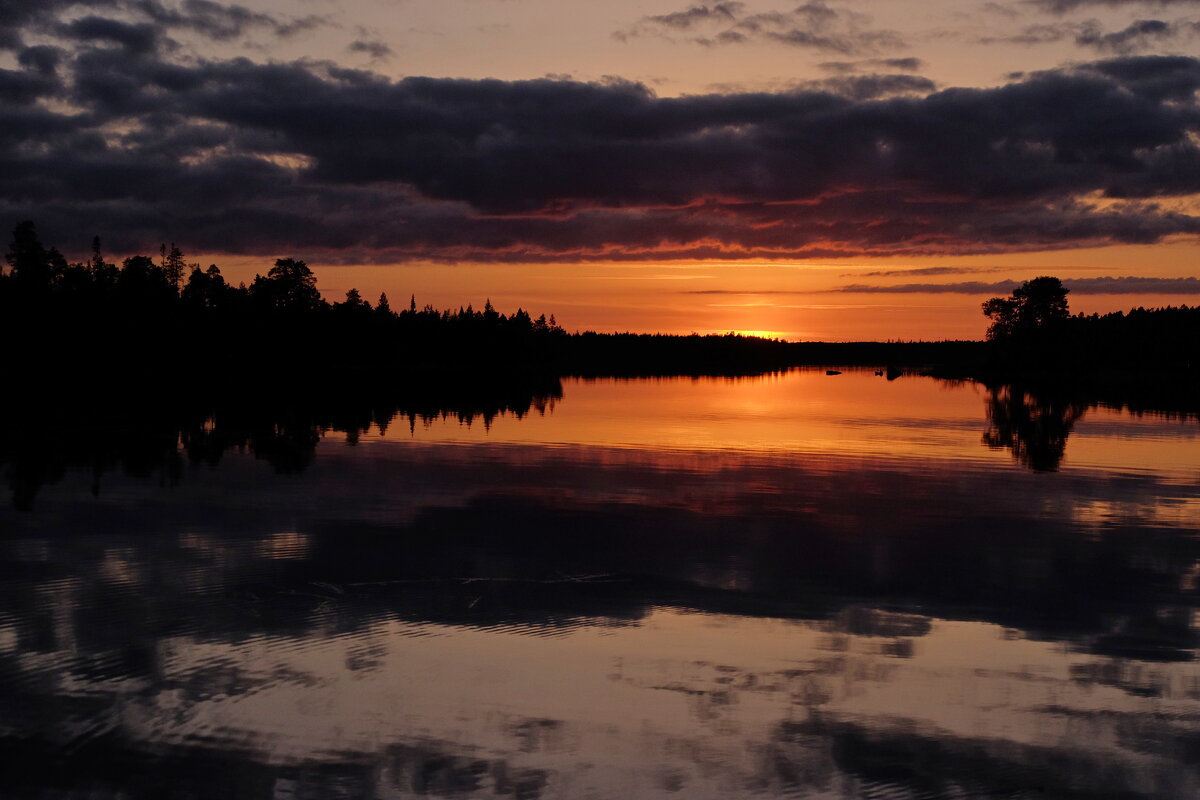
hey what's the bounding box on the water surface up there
[2,371,1198,799]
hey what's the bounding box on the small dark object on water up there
[826,370,842,376]
[886,365,903,381]
[874,370,883,376]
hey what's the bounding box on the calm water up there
[2,370,1199,799]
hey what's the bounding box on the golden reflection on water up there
[358,370,1199,482]
[373,370,990,458]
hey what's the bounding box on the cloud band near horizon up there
[831,276,1200,293]
[1,2,1200,262]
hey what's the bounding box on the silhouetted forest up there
[977,276,1200,375]
[0,222,579,389]
[932,276,1200,415]
[977,304,1200,376]
[3,223,1197,390]
[1,221,847,383]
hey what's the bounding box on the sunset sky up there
[2,0,1199,339]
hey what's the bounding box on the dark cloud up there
[4,0,332,51]
[1066,275,1200,292]
[834,280,1018,293]
[818,57,925,74]
[636,2,745,31]
[854,266,1010,277]
[18,45,67,75]
[348,39,393,60]
[616,1,906,55]
[1028,0,1200,13]
[798,73,937,99]
[272,14,330,39]
[1076,18,1200,53]
[57,15,163,55]
[0,0,118,51]
[0,69,61,106]
[136,0,331,39]
[684,289,803,294]
[133,0,279,40]
[983,2,1023,18]
[983,16,1197,51]
[834,277,1200,293]
[982,23,1075,45]
[1078,18,1170,51]
[2,3,1200,263]
[1,45,68,105]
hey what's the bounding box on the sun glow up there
[727,329,790,341]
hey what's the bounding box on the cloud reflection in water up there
[1,372,1198,798]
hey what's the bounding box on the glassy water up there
[2,370,1198,799]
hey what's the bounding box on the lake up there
[2,370,1199,799]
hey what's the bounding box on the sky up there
[2,0,1199,339]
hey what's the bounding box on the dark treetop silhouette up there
[1,221,578,387]
[982,276,1071,341]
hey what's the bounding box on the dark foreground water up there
[2,371,1199,799]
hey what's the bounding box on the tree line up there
[2,220,566,328]
[979,276,1200,378]
[3,222,1196,389]
[1,221,814,383]
[1,221,571,384]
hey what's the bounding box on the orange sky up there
[201,239,1200,341]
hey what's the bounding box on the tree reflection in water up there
[0,376,564,510]
[982,385,1088,472]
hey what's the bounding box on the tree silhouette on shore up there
[982,277,1070,340]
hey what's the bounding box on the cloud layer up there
[1028,0,1200,13]
[834,276,1200,293]
[989,17,1200,54]
[615,2,906,55]
[1,1,1200,262]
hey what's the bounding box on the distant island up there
[2,222,1197,407]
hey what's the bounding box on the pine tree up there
[90,235,117,284]
[163,244,185,290]
[90,236,104,275]
[6,221,50,285]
